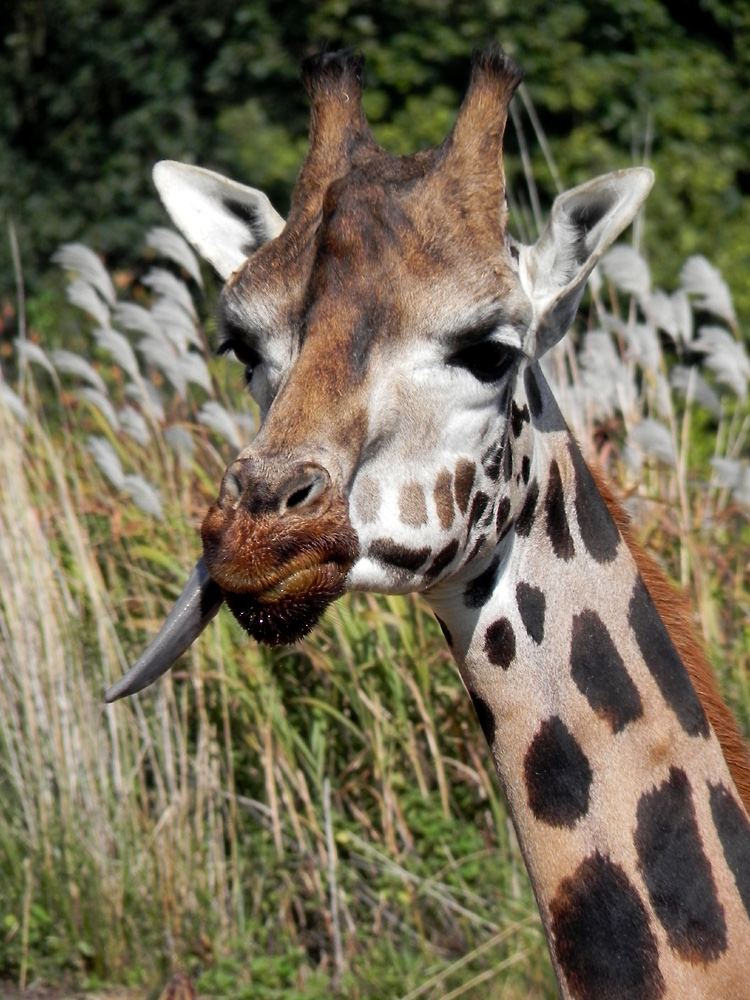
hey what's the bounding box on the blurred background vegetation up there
[2,0,750,320]
[2,3,750,998]
[1,212,748,999]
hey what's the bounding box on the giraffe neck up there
[425,371,750,999]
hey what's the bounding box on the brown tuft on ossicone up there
[287,49,379,226]
[439,43,524,223]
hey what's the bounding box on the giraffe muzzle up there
[200,462,359,645]
[105,459,360,700]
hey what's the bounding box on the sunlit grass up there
[0,215,748,998]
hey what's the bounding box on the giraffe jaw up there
[221,558,352,645]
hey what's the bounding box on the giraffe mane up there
[591,461,750,812]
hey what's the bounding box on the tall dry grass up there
[0,232,547,998]
[0,168,748,998]
[0,370,244,988]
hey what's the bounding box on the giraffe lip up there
[208,541,357,601]
[259,561,344,601]
[221,558,353,645]
[201,491,360,644]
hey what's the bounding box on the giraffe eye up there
[218,336,262,380]
[450,341,516,384]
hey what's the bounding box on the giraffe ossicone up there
[106,46,750,1000]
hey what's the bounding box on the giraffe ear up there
[520,167,654,359]
[152,161,286,279]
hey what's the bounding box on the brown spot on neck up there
[592,463,750,813]
[454,459,476,514]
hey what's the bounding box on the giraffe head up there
[106,47,652,698]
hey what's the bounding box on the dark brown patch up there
[434,469,455,530]
[568,439,620,563]
[423,539,459,584]
[502,437,514,482]
[595,467,750,813]
[468,491,489,530]
[524,366,544,420]
[484,617,516,669]
[635,767,727,962]
[369,539,431,573]
[511,400,530,437]
[628,577,709,738]
[570,609,643,733]
[464,557,500,609]
[521,454,530,485]
[346,298,387,382]
[515,581,545,644]
[466,532,487,562]
[435,615,452,647]
[495,496,511,535]
[544,459,575,560]
[709,782,750,920]
[454,459,476,514]
[398,481,428,526]
[497,380,513,419]
[469,690,496,747]
[550,852,665,1000]
[515,479,539,537]
[482,443,504,481]
[524,716,591,828]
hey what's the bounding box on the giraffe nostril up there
[287,483,314,508]
[216,459,331,515]
[281,469,329,512]
[222,469,242,503]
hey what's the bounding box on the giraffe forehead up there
[235,165,523,343]
[314,164,516,278]
[223,160,533,465]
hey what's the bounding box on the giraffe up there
[106,48,750,998]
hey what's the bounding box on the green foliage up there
[4,0,750,320]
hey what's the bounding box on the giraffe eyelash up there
[217,336,262,376]
[449,340,519,384]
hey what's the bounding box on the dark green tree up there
[2,0,750,316]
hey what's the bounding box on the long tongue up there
[105,558,223,702]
